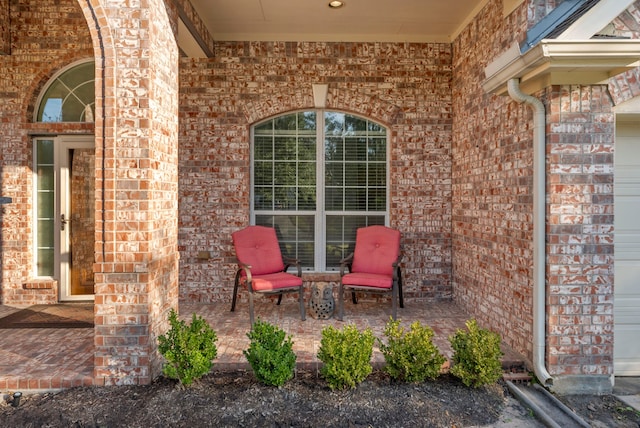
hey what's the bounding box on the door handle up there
[61,214,69,231]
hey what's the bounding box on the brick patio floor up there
[0,298,526,393]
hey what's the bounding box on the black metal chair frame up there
[231,256,306,326]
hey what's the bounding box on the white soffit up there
[189,0,488,43]
[615,96,640,118]
[178,19,208,58]
[503,0,524,17]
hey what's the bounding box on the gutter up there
[507,78,553,387]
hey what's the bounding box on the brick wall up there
[178,42,454,305]
[451,0,536,362]
[608,2,640,106]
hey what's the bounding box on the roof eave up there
[483,39,640,96]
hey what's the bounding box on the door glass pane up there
[69,148,95,296]
[35,140,55,277]
[37,249,54,276]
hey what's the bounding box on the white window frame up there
[250,109,390,272]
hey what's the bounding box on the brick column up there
[82,0,179,386]
[545,84,614,391]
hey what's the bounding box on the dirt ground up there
[2,370,640,428]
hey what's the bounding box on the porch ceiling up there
[182,0,512,51]
[189,0,494,43]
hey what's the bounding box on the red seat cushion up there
[250,272,303,292]
[342,272,392,289]
[350,225,401,276]
[232,226,285,275]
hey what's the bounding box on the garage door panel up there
[614,120,640,376]
[615,325,640,375]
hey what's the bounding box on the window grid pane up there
[253,113,317,212]
[324,112,387,213]
[255,215,315,269]
[37,61,95,123]
[325,215,385,270]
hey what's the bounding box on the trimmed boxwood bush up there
[158,309,218,386]
[244,319,296,387]
[449,319,503,387]
[378,318,446,382]
[317,324,374,390]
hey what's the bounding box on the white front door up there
[614,117,640,375]
[34,136,95,301]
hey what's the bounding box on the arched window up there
[252,111,388,271]
[35,60,95,123]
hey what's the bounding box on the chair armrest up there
[237,262,253,281]
[282,256,302,277]
[235,262,254,291]
[339,253,354,276]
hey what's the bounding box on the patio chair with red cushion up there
[231,225,306,326]
[337,225,403,321]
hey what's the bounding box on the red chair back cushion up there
[232,226,285,275]
[351,225,400,276]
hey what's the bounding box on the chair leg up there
[248,292,255,327]
[277,294,283,305]
[391,282,398,320]
[397,266,404,308]
[298,286,306,321]
[337,283,344,321]
[352,291,357,304]
[231,272,241,312]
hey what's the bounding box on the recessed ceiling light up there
[328,1,344,9]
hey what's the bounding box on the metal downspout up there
[507,78,553,386]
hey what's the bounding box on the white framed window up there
[251,110,388,271]
[34,59,95,123]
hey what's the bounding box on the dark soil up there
[1,370,639,427]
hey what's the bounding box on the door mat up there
[0,304,94,329]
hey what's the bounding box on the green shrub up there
[158,309,218,386]
[317,324,374,390]
[243,319,296,387]
[449,319,503,388]
[378,318,446,382]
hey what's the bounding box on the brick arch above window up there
[242,86,402,127]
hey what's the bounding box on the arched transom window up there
[252,110,388,271]
[35,60,95,123]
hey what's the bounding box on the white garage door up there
[614,118,640,376]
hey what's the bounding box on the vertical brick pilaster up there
[91,0,179,386]
[545,85,615,378]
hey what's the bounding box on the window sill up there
[22,279,57,290]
